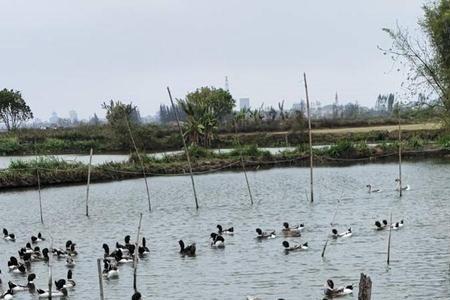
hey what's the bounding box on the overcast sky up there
[0,0,427,120]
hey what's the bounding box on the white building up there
[239,98,250,110]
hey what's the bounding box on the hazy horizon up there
[0,0,427,120]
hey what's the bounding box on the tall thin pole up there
[398,104,402,197]
[86,148,93,217]
[97,258,105,300]
[234,121,254,205]
[133,213,143,293]
[304,73,314,203]
[37,169,44,224]
[167,87,199,210]
[124,114,152,212]
[387,212,393,265]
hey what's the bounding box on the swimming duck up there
[102,244,117,261]
[7,257,20,271]
[256,228,276,239]
[210,233,225,248]
[31,233,45,244]
[67,243,78,257]
[40,248,50,262]
[366,184,381,193]
[52,248,67,258]
[11,265,26,275]
[374,220,388,230]
[331,228,352,239]
[395,179,410,191]
[3,229,15,242]
[8,273,36,292]
[116,235,132,253]
[282,241,308,252]
[114,249,134,264]
[138,238,150,256]
[63,270,76,289]
[65,257,76,268]
[178,240,196,256]
[391,220,404,230]
[37,287,68,298]
[324,279,353,297]
[282,222,302,237]
[217,225,234,235]
[103,260,119,279]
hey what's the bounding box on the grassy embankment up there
[0,122,444,156]
[1,133,450,189]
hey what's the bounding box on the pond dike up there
[0,148,449,190]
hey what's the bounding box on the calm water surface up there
[0,160,449,299]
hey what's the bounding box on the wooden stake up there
[387,212,393,265]
[37,169,44,224]
[398,104,402,197]
[358,273,372,300]
[167,87,199,209]
[234,121,254,205]
[303,73,314,203]
[86,148,93,217]
[124,114,152,212]
[133,213,143,293]
[97,258,105,300]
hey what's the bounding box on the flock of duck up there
[0,181,408,299]
[0,229,77,299]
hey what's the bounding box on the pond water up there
[0,160,449,299]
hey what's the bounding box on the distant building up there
[69,110,78,124]
[49,112,59,124]
[239,98,250,110]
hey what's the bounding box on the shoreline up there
[1,148,448,191]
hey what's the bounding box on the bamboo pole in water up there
[86,148,93,217]
[97,258,105,300]
[234,121,254,205]
[303,73,314,203]
[387,212,393,265]
[133,213,143,293]
[167,87,199,209]
[48,236,53,299]
[321,199,341,258]
[37,169,44,224]
[398,104,403,197]
[124,114,152,212]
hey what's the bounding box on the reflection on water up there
[0,160,449,299]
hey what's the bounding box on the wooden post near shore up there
[167,87,199,210]
[48,259,52,299]
[358,273,372,300]
[387,212,393,265]
[86,148,93,217]
[234,121,254,205]
[124,114,152,212]
[133,213,143,293]
[37,169,44,224]
[303,73,314,203]
[97,258,105,300]
[398,104,403,197]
